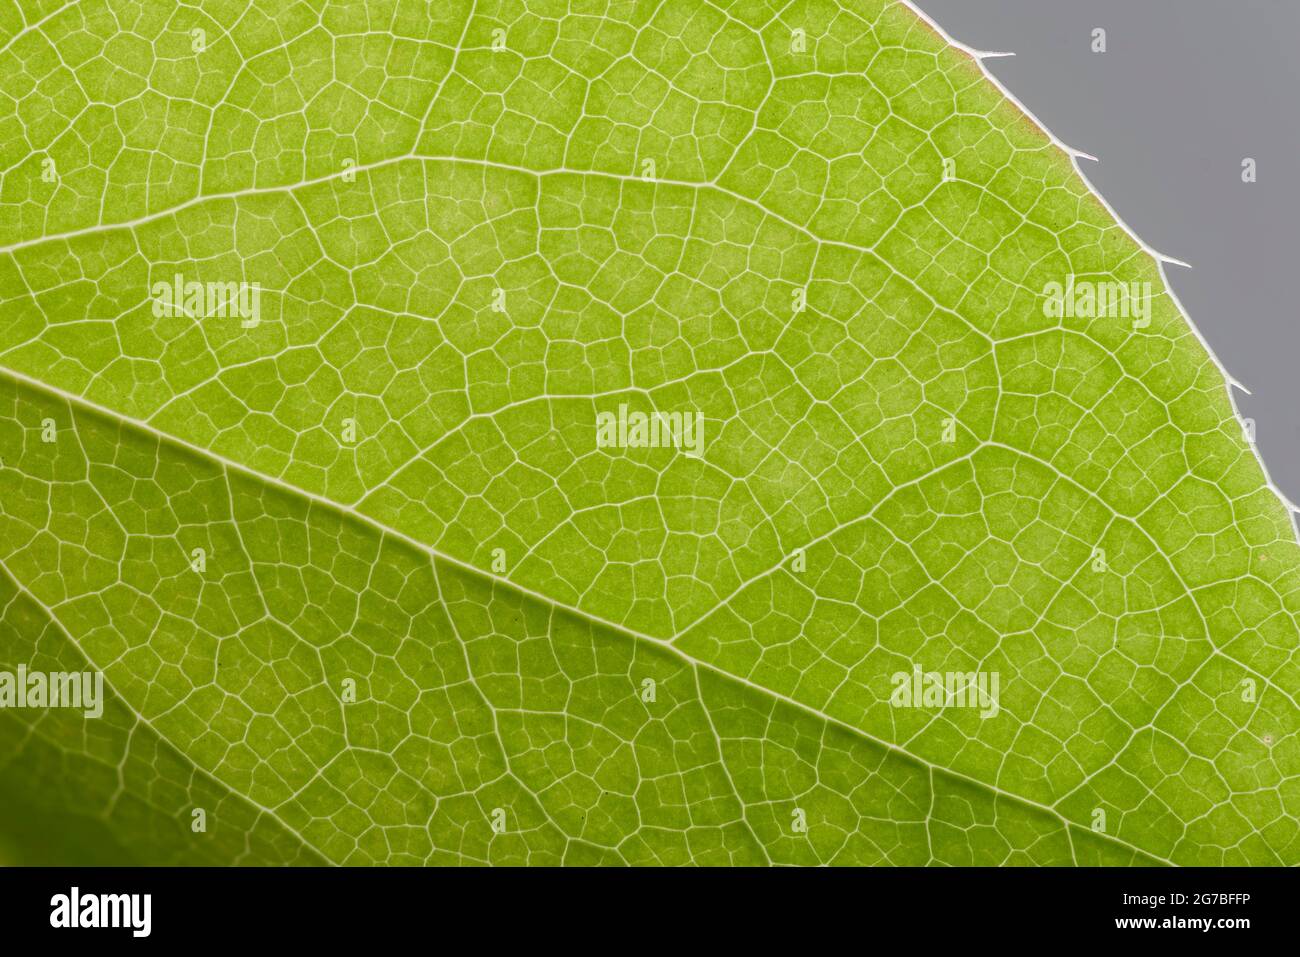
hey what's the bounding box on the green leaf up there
[0,0,1296,866]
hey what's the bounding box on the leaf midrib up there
[0,362,1172,866]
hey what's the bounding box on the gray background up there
[914,0,1300,509]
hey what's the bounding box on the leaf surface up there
[0,0,1296,865]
